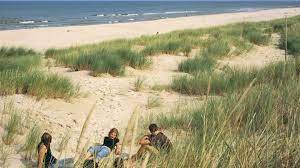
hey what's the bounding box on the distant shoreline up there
[0,6,297,31]
[0,7,300,51]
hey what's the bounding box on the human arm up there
[38,145,47,168]
[139,135,151,145]
[114,143,122,155]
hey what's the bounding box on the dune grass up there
[173,61,297,95]
[173,16,300,95]
[0,143,10,167]
[279,23,300,56]
[146,96,162,109]
[2,109,22,145]
[0,47,78,99]
[46,45,150,76]
[149,79,300,167]
[134,76,145,92]
[0,70,78,99]
[0,47,37,58]
[46,16,300,77]
[22,125,42,160]
[145,17,300,166]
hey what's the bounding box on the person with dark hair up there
[37,132,57,168]
[84,128,121,167]
[131,123,172,161]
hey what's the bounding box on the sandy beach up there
[0,7,300,51]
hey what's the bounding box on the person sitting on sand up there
[37,132,57,168]
[85,128,121,163]
[131,123,172,161]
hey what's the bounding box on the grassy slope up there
[172,16,300,95]
[145,18,300,167]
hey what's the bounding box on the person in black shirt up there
[85,128,121,162]
[131,123,172,161]
[37,132,57,168]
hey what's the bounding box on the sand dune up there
[0,8,299,167]
[0,7,300,51]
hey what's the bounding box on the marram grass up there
[0,70,78,99]
[0,47,78,99]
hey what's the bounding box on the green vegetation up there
[243,25,271,45]
[146,77,299,167]
[0,47,36,58]
[0,143,10,167]
[0,70,78,99]
[143,16,300,167]
[46,45,150,76]
[134,76,145,91]
[179,54,216,73]
[173,61,297,95]
[146,96,162,109]
[279,22,300,75]
[151,84,171,92]
[45,16,300,78]
[48,16,296,77]
[22,125,42,160]
[0,47,78,99]
[173,16,300,95]
[2,110,22,145]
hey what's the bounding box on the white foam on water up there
[19,20,35,24]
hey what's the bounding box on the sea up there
[0,1,300,30]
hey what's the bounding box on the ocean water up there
[0,1,299,30]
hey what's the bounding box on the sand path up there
[0,7,300,51]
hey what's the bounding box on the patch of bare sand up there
[218,34,288,69]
